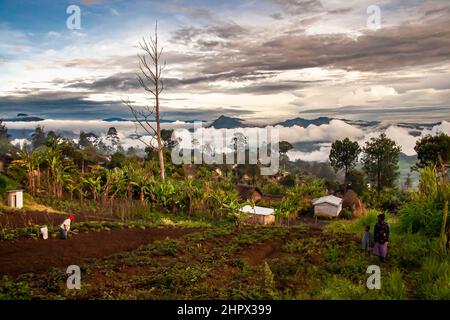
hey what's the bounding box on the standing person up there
[373,213,389,262]
[60,215,75,239]
[361,225,372,254]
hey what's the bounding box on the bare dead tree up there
[123,22,166,180]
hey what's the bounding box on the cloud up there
[276,119,365,143]
[4,117,450,163]
[287,146,331,162]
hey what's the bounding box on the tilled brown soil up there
[0,227,200,277]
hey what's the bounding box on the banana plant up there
[82,175,103,201]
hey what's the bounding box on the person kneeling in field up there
[60,215,75,239]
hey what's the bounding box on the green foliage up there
[0,174,20,194]
[263,262,277,298]
[367,187,409,213]
[416,256,450,299]
[0,276,34,300]
[329,138,361,181]
[397,166,449,237]
[347,169,367,196]
[414,133,450,169]
[362,133,401,190]
[282,239,304,254]
[259,181,283,195]
[350,209,386,233]
[277,178,326,223]
[340,208,353,220]
[152,239,179,256]
[389,233,432,269]
[397,198,442,236]
[380,269,408,300]
[315,276,365,300]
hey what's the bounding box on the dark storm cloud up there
[0,90,256,121]
[0,91,127,119]
[65,72,139,91]
[176,16,450,78]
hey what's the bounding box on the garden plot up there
[0,227,201,277]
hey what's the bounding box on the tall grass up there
[397,198,443,237]
[381,269,408,300]
[416,256,450,299]
[389,233,433,269]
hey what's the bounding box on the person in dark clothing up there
[373,213,390,262]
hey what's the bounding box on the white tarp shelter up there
[239,205,275,225]
[8,190,24,209]
[312,195,343,217]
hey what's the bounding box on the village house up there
[312,195,343,218]
[239,205,275,225]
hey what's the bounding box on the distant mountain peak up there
[207,115,245,129]
[102,117,128,122]
[275,117,333,128]
[2,114,44,122]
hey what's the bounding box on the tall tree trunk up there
[36,166,41,193]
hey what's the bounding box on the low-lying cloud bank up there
[5,119,450,163]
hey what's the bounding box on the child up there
[60,215,75,239]
[361,225,371,253]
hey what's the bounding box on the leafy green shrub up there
[283,239,304,254]
[0,174,20,194]
[152,239,179,256]
[271,256,303,277]
[397,165,448,238]
[0,276,34,300]
[340,208,353,220]
[260,181,283,195]
[397,198,443,237]
[367,188,409,213]
[233,259,251,277]
[349,209,387,233]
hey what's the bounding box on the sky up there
[0,0,449,122]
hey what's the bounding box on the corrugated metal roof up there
[239,205,275,216]
[312,195,343,207]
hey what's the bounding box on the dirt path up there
[0,227,199,277]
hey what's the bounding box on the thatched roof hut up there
[342,189,366,218]
[236,184,263,203]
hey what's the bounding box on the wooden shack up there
[239,205,275,225]
[7,190,24,209]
